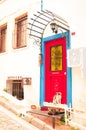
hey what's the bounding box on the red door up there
[45,37,67,104]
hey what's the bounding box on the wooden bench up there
[27,109,64,129]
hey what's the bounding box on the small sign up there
[23,78,32,85]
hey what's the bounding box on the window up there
[6,78,24,100]
[12,80,24,100]
[0,0,6,4]
[13,13,28,49]
[50,45,63,71]
[0,25,7,53]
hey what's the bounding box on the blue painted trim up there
[40,48,45,106]
[40,31,72,107]
[66,31,72,107]
[67,67,72,107]
[41,0,43,10]
[40,33,63,106]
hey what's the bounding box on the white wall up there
[0,0,41,105]
[0,0,86,107]
[1,0,86,48]
[43,0,86,48]
[72,67,86,112]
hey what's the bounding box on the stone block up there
[31,118,45,129]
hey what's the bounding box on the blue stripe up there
[66,31,72,107]
[41,0,43,10]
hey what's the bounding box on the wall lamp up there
[50,22,58,34]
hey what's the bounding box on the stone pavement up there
[0,105,39,130]
[0,91,54,130]
[0,91,72,130]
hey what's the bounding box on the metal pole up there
[41,0,43,10]
[52,116,55,129]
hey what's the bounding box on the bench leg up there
[52,116,55,129]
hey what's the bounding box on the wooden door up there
[45,37,67,104]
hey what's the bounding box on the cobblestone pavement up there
[0,105,39,130]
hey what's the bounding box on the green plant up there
[71,127,76,130]
[71,127,80,130]
[60,114,68,122]
[3,88,7,92]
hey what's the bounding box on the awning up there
[28,10,70,42]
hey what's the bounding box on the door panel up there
[45,37,67,104]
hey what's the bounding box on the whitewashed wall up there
[0,0,86,108]
[43,0,86,48]
[0,0,41,105]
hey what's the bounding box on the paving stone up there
[0,105,39,130]
[31,117,46,129]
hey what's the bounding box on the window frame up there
[0,0,6,4]
[50,44,63,71]
[0,24,7,53]
[13,13,28,49]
